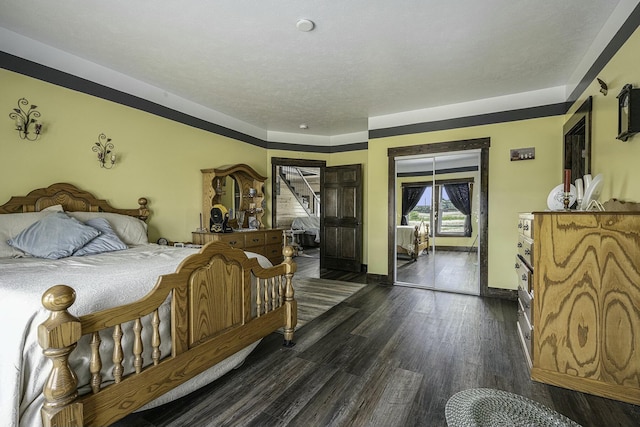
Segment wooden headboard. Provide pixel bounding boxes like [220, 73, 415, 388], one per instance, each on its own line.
[0, 183, 149, 221]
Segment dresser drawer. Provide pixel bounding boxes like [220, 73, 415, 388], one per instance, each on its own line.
[515, 255, 532, 294]
[518, 289, 533, 329]
[191, 232, 245, 249]
[517, 315, 533, 367]
[518, 214, 534, 239]
[216, 233, 245, 249]
[244, 232, 266, 248]
[264, 243, 284, 263]
[517, 234, 533, 267]
[264, 230, 283, 245]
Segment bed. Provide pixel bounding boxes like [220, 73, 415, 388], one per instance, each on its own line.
[396, 220, 430, 260]
[0, 183, 297, 427]
[290, 216, 320, 247]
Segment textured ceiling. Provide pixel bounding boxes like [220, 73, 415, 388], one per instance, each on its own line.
[0, 0, 626, 138]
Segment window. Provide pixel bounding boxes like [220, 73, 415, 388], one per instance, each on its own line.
[436, 185, 467, 236]
[406, 185, 432, 229]
[403, 178, 473, 237]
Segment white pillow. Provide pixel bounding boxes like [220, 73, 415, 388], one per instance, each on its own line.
[0, 212, 57, 258]
[67, 212, 148, 245]
[42, 204, 64, 212]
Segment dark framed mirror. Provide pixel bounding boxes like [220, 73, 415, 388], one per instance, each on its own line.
[563, 97, 592, 182]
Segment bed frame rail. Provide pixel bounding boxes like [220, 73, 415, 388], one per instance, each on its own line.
[38, 243, 296, 427]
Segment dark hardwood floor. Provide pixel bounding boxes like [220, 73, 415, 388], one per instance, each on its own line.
[396, 249, 479, 295]
[293, 247, 368, 283]
[116, 269, 640, 427]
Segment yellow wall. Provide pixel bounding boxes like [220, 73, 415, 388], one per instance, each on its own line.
[3, 24, 638, 288]
[567, 25, 640, 202]
[367, 116, 564, 289]
[366, 25, 640, 290]
[0, 69, 267, 243]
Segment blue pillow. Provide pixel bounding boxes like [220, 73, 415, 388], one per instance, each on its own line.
[74, 217, 128, 256]
[7, 212, 101, 259]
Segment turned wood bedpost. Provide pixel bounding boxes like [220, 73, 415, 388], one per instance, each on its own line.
[137, 197, 149, 221]
[282, 245, 297, 347]
[38, 285, 83, 427]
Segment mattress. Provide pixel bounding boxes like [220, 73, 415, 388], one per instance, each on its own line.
[0, 244, 270, 427]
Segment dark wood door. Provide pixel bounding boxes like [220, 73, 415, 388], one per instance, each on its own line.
[320, 164, 363, 272]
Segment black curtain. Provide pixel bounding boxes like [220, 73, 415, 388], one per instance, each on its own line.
[401, 186, 427, 225]
[443, 183, 472, 236]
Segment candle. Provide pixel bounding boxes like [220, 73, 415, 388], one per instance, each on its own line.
[199, 213, 203, 229]
[575, 178, 584, 202]
[564, 169, 571, 193]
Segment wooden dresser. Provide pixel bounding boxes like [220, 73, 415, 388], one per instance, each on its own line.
[521, 211, 640, 405]
[515, 213, 534, 368]
[192, 229, 284, 265]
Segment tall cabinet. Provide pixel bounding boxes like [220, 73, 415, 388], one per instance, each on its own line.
[517, 211, 640, 405]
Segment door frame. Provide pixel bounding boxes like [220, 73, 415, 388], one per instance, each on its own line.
[270, 156, 326, 229]
[388, 137, 506, 299]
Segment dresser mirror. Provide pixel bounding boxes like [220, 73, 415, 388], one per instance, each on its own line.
[201, 164, 267, 230]
[214, 176, 241, 219]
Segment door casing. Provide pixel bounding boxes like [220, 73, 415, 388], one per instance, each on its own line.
[387, 138, 511, 298]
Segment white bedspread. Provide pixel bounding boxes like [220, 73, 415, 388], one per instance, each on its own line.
[397, 225, 417, 254]
[291, 216, 320, 243]
[0, 244, 270, 427]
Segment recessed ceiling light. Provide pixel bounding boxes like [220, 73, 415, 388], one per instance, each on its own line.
[296, 19, 315, 32]
[299, 124, 309, 129]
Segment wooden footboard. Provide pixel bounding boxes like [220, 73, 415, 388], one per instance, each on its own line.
[397, 221, 430, 260]
[37, 242, 297, 427]
[413, 221, 430, 258]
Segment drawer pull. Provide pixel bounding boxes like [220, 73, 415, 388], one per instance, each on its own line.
[523, 224, 529, 231]
[518, 223, 523, 229]
[252, 238, 260, 242]
[517, 242, 522, 248]
[515, 262, 520, 269]
[521, 274, 527, 281]
[229, 240, 237, 245]
[524, 248, 531, 255]
[524, 332, 531, 340]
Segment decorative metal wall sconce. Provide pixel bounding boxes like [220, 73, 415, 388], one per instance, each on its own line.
[92, 133, 116, 169]
[9, 98, 42, 141]
[597, 78, 608, 96]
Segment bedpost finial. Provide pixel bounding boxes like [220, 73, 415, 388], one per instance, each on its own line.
[282, 245, 294, 258]
[41, 285, 76, 311]
[138, 197, 148, 208]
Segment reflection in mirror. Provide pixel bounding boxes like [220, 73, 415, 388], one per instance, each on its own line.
[216, 176, 243, 226]
[395, 152, 480, 295]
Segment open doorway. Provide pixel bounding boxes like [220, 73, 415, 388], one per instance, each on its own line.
[271, 158, 324, 278]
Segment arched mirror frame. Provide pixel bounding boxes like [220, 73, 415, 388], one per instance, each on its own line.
[201, 164, 267, 229]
